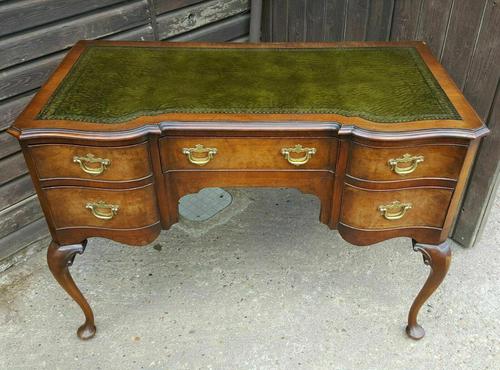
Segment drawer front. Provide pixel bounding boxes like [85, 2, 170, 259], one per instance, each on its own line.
[44, 183, 159, 229]
[340, 185, 453, 229]
[348, 142, 467, 181]
[29, 142, 151, 181]
[160, 137, 337, 170]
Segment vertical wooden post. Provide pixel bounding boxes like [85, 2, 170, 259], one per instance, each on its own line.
[249, 0, 263, 42]
[452, 83, 500, 247]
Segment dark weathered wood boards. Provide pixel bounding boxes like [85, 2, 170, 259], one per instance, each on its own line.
[156, 0, 249, 40]
[154, 0, 205, 14]
[389, 0, 423, 41]
[414, 0, 453, 59]
[0, 0, 127, 37]
[171, 13, 250, 41]
[439, 0, 486, 89]
[324, 0, 346, 40]
[454, 82, 500, 246]
[0, 175, 35, 212]
[262, 0, 499, 247]
[287, 0, 306, 41]
[365, 0, 394, 41]
[0, 1, 151, 71]
[160, 0, 250, 41]
[344, 0, 370, 40]
[306, 0, 326, 41]
[0, 0, 251, 262]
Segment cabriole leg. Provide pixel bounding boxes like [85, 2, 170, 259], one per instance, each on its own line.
[406, 240, 451, 340]
[47, 240, 96, 340]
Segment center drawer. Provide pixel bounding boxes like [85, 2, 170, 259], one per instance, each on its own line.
[159, 137, 337, 170]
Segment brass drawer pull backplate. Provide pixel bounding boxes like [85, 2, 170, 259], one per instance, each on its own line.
[182, 144, 218, 166]
[388, 153, 424, 175]
[378, 201, 412, 220]
[86, 201, 119, 220]
[73, 153, 111, 176]
[281, 144, 316, 166]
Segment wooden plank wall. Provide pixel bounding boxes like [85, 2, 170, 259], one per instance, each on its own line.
[262, 0, 499, 247]
[0, 0, 250, 263]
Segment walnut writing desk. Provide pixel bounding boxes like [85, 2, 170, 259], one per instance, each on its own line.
[8, 41, 488, 341]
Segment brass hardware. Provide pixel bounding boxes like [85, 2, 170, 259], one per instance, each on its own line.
[85, 201, 119, 220]
[182, 144, 218, 166]
[388, 153, 424, 175]
[73, 153, 111, 175]
[378, 201, 412, 220]
[281, 144, 317, 166]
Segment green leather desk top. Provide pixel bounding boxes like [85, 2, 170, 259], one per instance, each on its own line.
[37, 45, 460, 124]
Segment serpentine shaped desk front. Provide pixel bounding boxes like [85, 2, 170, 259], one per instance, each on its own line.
[8, 41, 488, 340]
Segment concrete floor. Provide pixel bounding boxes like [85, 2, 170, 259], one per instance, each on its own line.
[1, 188, 499, 369]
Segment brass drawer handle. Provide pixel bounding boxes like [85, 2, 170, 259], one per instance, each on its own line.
[378, 201, 412, 220]
[388, 153, 424, 175]
[281, 144, 316, 166]
[85, 201, 119, 220]
[182, 144, 217, 166]
[73, 153, 111, 176]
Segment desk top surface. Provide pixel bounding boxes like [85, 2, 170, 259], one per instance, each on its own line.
[10, 41, 486, 139]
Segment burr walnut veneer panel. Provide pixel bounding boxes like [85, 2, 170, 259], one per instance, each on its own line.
[160, 137, 337, 170]
[29, 141, 152, 181]
[341, 185, 453, 230]
[44, 183, 159, 230]
[347, 141, 467, 182]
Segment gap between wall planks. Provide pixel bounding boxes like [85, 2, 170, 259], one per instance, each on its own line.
[262, 0, 499, 247]
[0, 0, 251, 261]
